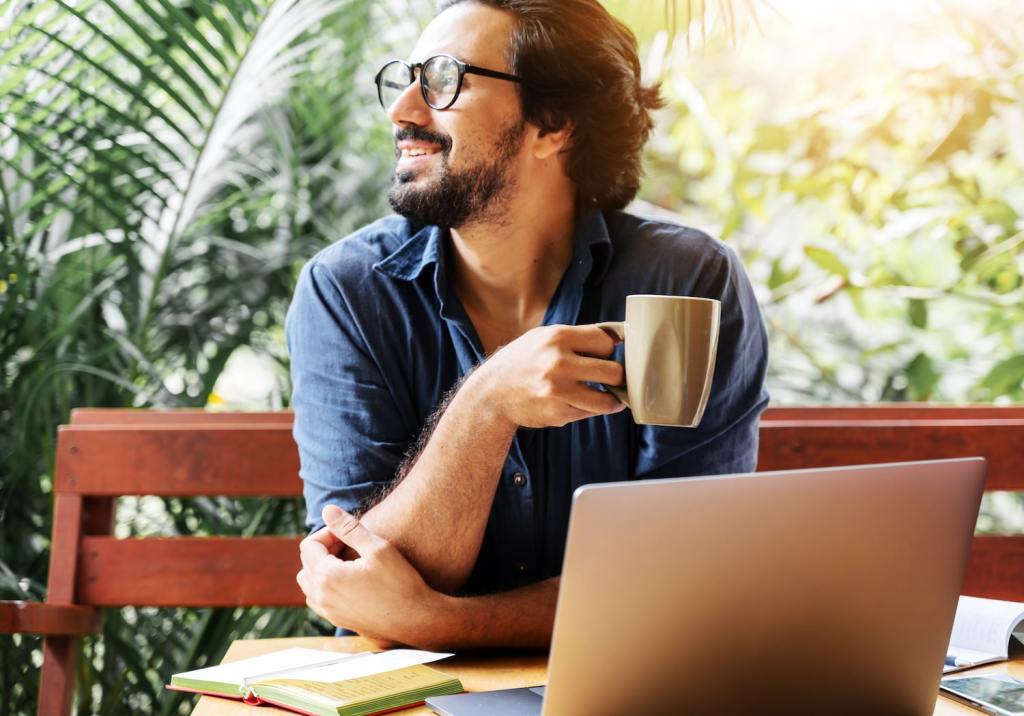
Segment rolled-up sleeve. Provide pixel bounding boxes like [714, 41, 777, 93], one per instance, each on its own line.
[286, 259, 411, 532]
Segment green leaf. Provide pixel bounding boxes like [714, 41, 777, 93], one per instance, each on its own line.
[804, 246, 850, 280]
[908, 299, 928, 329]
[1, 0, 393, 711]
[52, 0, 212, 126]
[720, 206, 742, 239]
[981, 356, 1024, 397]
[767, 258, 799, 291]
[906, 352, 939, 400]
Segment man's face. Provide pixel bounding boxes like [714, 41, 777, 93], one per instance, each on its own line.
[386, 2, 527, 229]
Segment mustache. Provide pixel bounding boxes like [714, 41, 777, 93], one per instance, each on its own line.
[393, 127, 453, 156]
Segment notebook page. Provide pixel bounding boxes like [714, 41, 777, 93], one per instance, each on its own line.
[948, 597, 1024, 658]
[175, 648, 347, 689]
[247, 649, 453, 686]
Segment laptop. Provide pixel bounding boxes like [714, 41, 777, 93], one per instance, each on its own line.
[426, 458, 986, 716]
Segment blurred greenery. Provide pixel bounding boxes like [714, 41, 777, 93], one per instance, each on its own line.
[0, 0, 427, 712]
[2, 0, 1023, 713]
[623, 0, 1024, 404]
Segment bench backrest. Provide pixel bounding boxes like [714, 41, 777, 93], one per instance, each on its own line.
[52, 411, 300, 610]
[52, 406, 1024, 609]
[18, 405, 1024, 715]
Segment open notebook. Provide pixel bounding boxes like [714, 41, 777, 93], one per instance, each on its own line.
[167, 647, 462, 716]
[945, 597, 1024, 673]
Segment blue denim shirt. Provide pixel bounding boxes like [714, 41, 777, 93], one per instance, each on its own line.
[286, 207, 769, 594]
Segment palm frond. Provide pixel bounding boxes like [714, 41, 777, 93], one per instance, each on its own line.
[1, 0, 415, 711]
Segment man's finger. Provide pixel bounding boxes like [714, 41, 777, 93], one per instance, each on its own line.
[307, 524, 343, 549]
[571, 355, 624, 387]
[322, 505, 387, 555]
[299, 534, 331, 561]
[561, 324, 619, 357]
[566, 383, 626, 416]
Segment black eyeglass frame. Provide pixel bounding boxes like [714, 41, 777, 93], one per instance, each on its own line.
[374, 53, 523, 111]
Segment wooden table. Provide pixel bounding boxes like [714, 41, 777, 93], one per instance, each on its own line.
[190, 637, 547, 715]
[190, 637, 1023, 715]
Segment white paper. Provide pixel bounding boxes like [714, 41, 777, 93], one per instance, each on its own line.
[948, 596, 1024, 659]
[247, 649, 455, 686]
[175, 647, 348, 689]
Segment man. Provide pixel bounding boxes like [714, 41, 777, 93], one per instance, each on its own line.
[287, 0, 768, 650]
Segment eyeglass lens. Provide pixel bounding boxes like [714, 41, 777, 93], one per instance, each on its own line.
[377, 56, 462, 110]
[422, 56, 460, 108]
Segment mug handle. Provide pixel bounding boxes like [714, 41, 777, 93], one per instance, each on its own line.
[594, 321, 630, 408]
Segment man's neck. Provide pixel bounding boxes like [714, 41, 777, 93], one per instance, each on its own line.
[449, 194, 577, 353]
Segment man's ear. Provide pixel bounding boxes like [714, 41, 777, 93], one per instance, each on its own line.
[531, 122, 573, 160]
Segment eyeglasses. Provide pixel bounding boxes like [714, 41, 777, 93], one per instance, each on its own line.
[374, 53, 522, 111]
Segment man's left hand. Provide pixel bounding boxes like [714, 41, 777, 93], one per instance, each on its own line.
[297, 504, 443, 647]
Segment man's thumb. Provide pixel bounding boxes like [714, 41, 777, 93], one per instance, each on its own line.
[322, 505, 380, 553]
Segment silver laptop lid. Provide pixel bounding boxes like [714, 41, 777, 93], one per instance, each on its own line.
[543, 458, 986, 716]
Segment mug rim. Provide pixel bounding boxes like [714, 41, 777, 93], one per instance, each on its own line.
[626, 294, 720, 304]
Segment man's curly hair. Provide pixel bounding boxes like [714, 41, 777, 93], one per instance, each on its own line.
[437, 0, 663, 210]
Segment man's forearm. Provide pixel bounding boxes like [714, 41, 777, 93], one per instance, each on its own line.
[405, 578, 559, 651]
[360, 368, 516, 593]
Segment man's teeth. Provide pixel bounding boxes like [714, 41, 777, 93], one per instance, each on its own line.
[403, 148, 438, 157]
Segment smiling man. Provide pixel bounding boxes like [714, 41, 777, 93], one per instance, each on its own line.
[287, 0, 769, 650]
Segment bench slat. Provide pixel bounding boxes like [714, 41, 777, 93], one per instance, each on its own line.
[0, 602, 99, 635]
[76, 537, 305, 607]
[763, 406, 1024, 421]
[70, 408, 293, 425]
[56, 419, 1024, 496]
[759, 423, 1024, 491]
[963, 536, 1024, 601]
[73, 406, 1024, 424]
[71, 534, 1024, 607]
[55, 426, 301, 496]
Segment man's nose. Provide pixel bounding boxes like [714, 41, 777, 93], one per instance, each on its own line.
[387, 79, 431, 127]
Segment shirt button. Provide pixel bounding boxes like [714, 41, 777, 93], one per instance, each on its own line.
[517, 562, 528, 573]
[512, 472, 527, 487]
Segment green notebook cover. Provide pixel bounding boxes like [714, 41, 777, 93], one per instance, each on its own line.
[251, 664, 464, 716]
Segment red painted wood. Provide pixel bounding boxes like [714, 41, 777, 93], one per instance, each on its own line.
[0, 602, 99, 635]
[76, 536, 305, 607]
[758, 423, 1024, 490]
[70, 408, 293, 425]
[39, 492, 86, 716]
[67, 405, 1024, 425]
[54, 425, 301, 497]
[963, 536, 1024, 601]
[72, 405, 1024, 425]
[763, 405, 1024, 421]
[39, 637, 77, 716]
[45, 495, 83, 605]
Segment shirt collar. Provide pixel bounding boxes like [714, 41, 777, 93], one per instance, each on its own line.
[373, 222, 444, 282]
[568, 205, 613, 287]
[372, 206, 614, 286]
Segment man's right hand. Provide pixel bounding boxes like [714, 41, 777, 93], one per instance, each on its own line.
[470, 324, 626, 429]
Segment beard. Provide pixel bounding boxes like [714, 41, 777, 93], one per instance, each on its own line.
[387, 119, 525, 229]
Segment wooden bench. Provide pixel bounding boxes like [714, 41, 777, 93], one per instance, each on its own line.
[2, 405, 1023, 714]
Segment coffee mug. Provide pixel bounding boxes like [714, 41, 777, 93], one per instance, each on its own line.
[595, 294, 720, 427]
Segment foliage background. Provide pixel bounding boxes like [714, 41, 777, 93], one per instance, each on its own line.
[626, 0, 1024, 407]
[2, 0, 1023, 713]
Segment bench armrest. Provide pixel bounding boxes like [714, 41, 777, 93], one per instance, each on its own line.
[0, 601, 101, 636]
